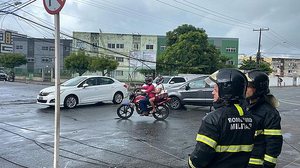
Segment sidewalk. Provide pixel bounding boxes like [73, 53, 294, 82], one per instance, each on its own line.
[14, 79, 53, 85]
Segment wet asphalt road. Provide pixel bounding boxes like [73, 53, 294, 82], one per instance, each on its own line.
[0, 81, 299, 168]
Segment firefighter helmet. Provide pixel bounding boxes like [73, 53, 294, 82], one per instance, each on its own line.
[206, 68, 248, 102]
[246, 70, 270, 97]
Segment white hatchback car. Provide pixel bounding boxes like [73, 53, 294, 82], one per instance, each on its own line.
[37, 76, 128, 108]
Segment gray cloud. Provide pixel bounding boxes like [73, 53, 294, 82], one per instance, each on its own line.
[1, 0, 299, 57]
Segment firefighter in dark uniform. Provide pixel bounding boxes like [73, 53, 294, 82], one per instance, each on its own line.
[246, 70, 283, 168]
[188, 68, 256, 168]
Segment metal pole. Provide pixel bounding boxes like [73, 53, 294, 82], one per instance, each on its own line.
[253, 28, 269, 67]
[257, 29, 262, 65]
[53, 13, 61, 168]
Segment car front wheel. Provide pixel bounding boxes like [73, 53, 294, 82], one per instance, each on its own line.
[169, 96, 182, 110]
[113, 92, 123, 104]
[64, 95, 78, 109]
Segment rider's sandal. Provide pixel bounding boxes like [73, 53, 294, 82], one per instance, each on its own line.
[150, 110, 156, 114]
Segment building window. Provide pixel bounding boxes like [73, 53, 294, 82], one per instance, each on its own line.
[146, 44, 154, 50]
[116, 70, 123, 76]
[76, 41, 84, 49]
[16, 45, 23, 49]
[108, 43, 116, 49]
[42, 46, 48, 50]
[116, 57, 124, 62]
[227, 60, 234, 65]
[49, 46, 55, 51]
[226, 47, 236, 52]
[27, 58, 34, 62]
[64, 46, 70, 51]
[133, 43, 139, 50]
[41, 57, 51, 63]
[160, 46, 166, 50]
[116, 44, 124, 49]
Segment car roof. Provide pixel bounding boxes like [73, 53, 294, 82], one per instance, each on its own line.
[81, 75, 113, 78]
[180, 75, 209, 85]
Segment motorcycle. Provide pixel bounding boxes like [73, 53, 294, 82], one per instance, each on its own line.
[117, 90, 170, 120]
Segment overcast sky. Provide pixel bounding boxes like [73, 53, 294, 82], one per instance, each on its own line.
[1, 0, 300, 58]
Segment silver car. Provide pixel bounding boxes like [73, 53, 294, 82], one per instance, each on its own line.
[167, 76, 213, 110]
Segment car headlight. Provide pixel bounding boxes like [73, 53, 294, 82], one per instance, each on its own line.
[39, 92, 51, 96]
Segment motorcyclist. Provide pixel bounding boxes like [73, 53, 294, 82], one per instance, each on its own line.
[245, 70, 283, 168]
[149, 76, 165, 113]
[188, 68, 256, 168]
[139, 76, 155, 116]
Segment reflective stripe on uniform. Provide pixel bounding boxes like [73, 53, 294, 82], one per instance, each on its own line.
[255, 130, 264, 136]
[263, 129, 282, 136]
[264, 154, 277, 164]
[188, 157, 196, 168]
[215, 144, 253, 152]
[234, 104, 244, 116]
[249, 158, 264, 165]
[196, 134, 217, 149]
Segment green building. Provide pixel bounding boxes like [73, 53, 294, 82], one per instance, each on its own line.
[208, 37, 239, 66]
[157, 36, 239, 67]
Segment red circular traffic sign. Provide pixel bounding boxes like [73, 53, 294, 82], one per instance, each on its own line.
[43, 0, 66, 15]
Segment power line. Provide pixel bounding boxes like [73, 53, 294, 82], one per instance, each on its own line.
[174, 0, 256, 28]
[0, 10, 179, 70]
[153, 0, 250, 29]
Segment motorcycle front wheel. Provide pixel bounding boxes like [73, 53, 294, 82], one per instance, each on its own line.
[117, 104, 134, 119]
[153, 104, 169, 121]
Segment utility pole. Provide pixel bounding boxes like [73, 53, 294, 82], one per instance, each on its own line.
[253, 28, 269, 66]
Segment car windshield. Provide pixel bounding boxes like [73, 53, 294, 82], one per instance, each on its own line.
[154, 77, 171, 84]
[162, 77, 171, 84]
[61, 76, 88, 86]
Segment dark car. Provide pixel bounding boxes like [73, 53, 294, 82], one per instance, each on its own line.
[0, 70, 8, 81]
[167, 76, 213, 110]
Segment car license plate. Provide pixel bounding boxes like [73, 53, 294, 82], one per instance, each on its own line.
[38, 96, 43, 100]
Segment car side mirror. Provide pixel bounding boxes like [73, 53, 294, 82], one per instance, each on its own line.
[185, 84, 190, 90]
[169, 81, 175, 84]
[83, 83, 88, 88]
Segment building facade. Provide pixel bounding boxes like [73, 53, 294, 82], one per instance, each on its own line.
[13, 37, 72, 73]
[208, 37, 239, 66]
[238, 54, 300, 77]
[272, 57, 300, 77]
[73, 32, 158, 81]
[73, 32, 239, 81]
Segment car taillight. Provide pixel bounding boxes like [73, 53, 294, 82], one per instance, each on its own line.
[124, 84, 129, 89]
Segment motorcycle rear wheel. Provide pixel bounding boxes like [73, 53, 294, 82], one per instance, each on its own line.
[153, 105, 169, 121]
[117, 104, 134, 119]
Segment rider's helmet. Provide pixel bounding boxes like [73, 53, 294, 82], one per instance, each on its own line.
[206, 68, 248, 102]
[246, 70, 270, 98]
[155, 76, 164, 84]
[145, 76, 153, 85]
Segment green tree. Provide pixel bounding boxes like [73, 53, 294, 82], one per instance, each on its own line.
[0, 53, 27, 70]
[240, 59, 273, 74]
[64, 51, 90, 76]
[89, 56, 119, 75]
[158, 24, 229, 74]
[137, 68, 155, 78]
[166, 24, 204, 46]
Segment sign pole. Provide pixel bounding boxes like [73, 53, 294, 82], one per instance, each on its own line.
[43, 0, 65, 167]
[54, 13, 61, 168]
